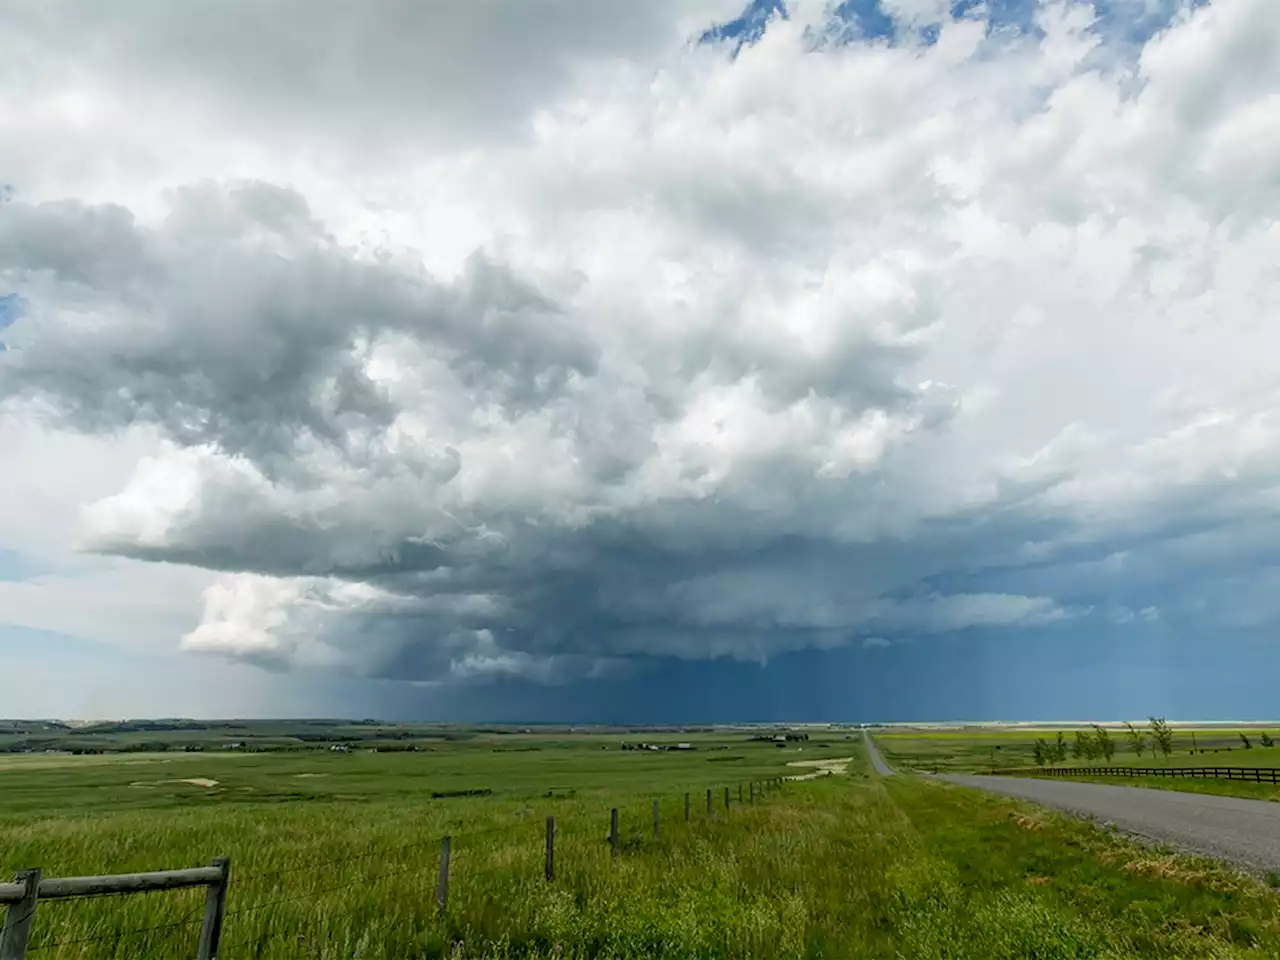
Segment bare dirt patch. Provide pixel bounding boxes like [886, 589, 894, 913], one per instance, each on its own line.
[1011, 811, 1048, 831]
[784, 757, 853, 781]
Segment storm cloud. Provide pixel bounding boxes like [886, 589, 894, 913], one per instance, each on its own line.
[3, 0, 1280, 689]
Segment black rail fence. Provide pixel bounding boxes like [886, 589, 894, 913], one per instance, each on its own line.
[995, 765, 1280, 784]
[1, 776, 788, 960]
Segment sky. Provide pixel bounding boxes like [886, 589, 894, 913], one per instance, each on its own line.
[2, 0, 1279, 723]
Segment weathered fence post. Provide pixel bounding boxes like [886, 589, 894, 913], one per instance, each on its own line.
[652, 800, 660, 841]
[545, 817, 556, 882]
[196, 857, 230, 960]
[0, 868, 41, 960]
[724, 786, 730, 813]
[750, 782, 756, 804]
[436, 836, 451, 915]
[738, 783, 743, 804]
[611, 808, 620, 859]
[706, 788, 712, 816]
[684, 792, 691, 822]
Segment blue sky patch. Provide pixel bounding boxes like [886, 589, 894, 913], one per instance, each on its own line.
[700, 0, 1209, 54]
[0, 293, 26, 332]
[0, 549, 38, 582]
[0, 292, 26, 353]
[699, 0, 788, 53]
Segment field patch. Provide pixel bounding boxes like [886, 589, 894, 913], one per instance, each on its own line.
[784, 756, 853, 780]
[129, 777, 220, 789]
[9, 733, 1280, 957]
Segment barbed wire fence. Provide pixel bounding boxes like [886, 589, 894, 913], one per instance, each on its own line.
[2, 776, 792, 959]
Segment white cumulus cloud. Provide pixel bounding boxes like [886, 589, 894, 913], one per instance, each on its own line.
[2, 0, 1280, 686]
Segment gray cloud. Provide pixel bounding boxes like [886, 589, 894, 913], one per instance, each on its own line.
[4, 0, 1280, 688]
[2, 0, 732, 153]
[0, 180, 978, 679]
[0, 183, 602, 479]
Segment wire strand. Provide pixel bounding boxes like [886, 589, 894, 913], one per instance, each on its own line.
[28, 913, 205, 951]
[21, 779, 786, 956]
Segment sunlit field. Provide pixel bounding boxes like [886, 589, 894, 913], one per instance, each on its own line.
[7, 729, 1280, 958]
[875, 725, 1280, 773]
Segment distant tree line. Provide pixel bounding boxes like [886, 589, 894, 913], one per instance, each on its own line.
[1033, 718, 1172, 768]
[1029, 718, 1280, 768]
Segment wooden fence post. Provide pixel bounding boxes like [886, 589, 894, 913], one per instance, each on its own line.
[724, 786, 730, 813]
[706, 788, 712, 816]
[750, 782, 756, 804]
[0, 868, 41, 960]
[196, 857, 230, 960]
[738, 783, 743, 804]
[684, 792, 691, 822]
[546, 817, 556, 883]
[652, 800, 660, 841]
[436, 836, 451, 915]
[611, 808, 620, 859]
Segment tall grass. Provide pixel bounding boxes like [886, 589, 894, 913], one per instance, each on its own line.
[8, 772, 1280, 958]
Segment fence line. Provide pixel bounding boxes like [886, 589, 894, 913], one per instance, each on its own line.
[996, 765, 1280, 784]
[2, 777, 789, 960]
[0, 860, 229, 960]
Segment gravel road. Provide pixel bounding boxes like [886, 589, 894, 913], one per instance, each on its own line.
[862, 730, 895, 777]
[861, 731, 1280, 874]
[940, 773, 1280, 874]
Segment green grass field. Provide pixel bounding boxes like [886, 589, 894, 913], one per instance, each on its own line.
[7, 728, 1280, 958]
[876, 726, 1280, 774]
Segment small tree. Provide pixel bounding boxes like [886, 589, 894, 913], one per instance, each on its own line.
[1054, 731, 1068, 764]
[1148, 716, 1174, 760]
[1033, 738, 1048, 767]
[1092, 724, 1115, 763]
[1262, 732, 1274, 748]
[1072, 730, 1088, 760]
[1124, 721, 1146, 758]
[1086, 731, 1101, 761]
[1241, 733, 1253, 750]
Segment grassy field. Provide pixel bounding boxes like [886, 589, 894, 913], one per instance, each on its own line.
[7, 728, 1280, 957]
[875, 726, 1280, 775]
[0, 730, 843, 817]
[874, 726, 1280, 804]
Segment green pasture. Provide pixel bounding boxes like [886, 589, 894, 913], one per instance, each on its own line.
[0, 732, 853, 819]
[8, 728, 1280, 957]
[875, 726, 1280, 775]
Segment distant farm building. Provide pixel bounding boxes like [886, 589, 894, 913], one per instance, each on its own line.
[620, 741, 696, 752]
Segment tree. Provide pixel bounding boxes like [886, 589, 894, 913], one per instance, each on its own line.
[1033, 738, 1049, 767]
[1092, 724, 1115, 763]
[1148, 716, 1174, 760]
[1054, 731, 1068, 764]
[1124, 721, 1146, 758]
[1240, 733, 1253, 750]
[1262, 732, 1274, 748]
[1072, 730, 1087, 760]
